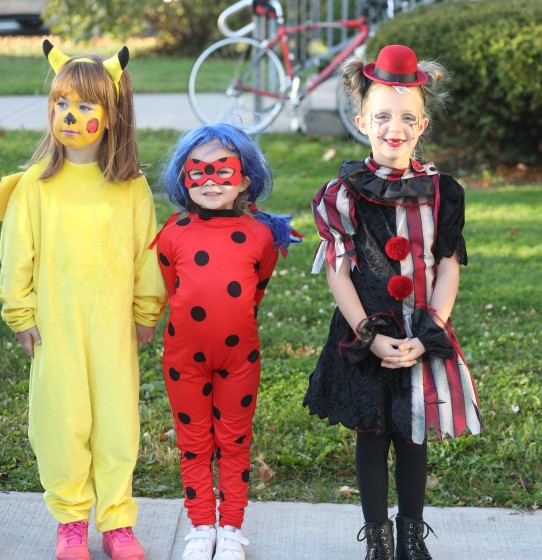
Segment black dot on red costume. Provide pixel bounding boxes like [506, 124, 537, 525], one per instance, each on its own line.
[194, 352, 206, 362]
[185, 487, 197, 499]
[257, 278, 270, 290]
[227, 281, 242, 298]
[169, 367, 181, 381]
[219, 491, 225, 501]
[247, 349, 259, 363]
[210, 425, 215, 435]
[178, 412, 191, 424]
[254, 261, 260, 271]
[216, 447, 222, 460]
[234, 435, 246, 444]
[191, 306, 207, 321]
[175, 276, 180, 289]
[168, 322, 175, 336]
[185, 451, 197, 460]
[241, 394, 253, 407]
[225, 335, 240, 347]
[231, 231, 246, 244]
[176, 217, 191, 226]
[241, 470, 250, 483]
[213, 406, 221, 420]
[202, 382, 212, 396]
[217, 369, 229, 378]
[204, 163, 215, 174]
[159, 253, 170, 266]
[194, 250, 210, 266]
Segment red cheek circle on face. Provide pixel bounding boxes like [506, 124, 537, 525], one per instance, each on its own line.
[86, 118, 99, 134]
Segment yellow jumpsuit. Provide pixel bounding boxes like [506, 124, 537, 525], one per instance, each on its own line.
[0, 159, 166, 531]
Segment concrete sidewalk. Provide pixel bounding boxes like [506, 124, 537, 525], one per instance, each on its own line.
[0, 82, 338, 134]
[0, 491, 540, 559]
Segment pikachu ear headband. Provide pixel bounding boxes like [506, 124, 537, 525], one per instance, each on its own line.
[43, 39, 129, 103]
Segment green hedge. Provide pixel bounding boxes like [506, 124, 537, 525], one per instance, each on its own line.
[366, 0, 542, 165]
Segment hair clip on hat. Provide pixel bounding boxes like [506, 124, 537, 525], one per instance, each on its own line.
[363, 44, 428, 87]
[43, 39, 129, 102]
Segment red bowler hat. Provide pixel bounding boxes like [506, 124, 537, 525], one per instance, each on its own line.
[363, 44, 428, 87]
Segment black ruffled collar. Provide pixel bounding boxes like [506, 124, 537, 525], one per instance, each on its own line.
[340, 157, 439, 203]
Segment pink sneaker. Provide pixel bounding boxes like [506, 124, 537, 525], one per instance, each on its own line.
[56, 521, 90, 560]
[102, 527, 145, 560]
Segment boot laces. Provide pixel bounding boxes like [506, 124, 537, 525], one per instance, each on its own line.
[408, 520, 436, 560]
[357, 523, 393, 560]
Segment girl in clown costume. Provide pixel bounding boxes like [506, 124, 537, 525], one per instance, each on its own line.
[304, 45, 484, 559]
[154, 123, 300, 560]
[0, 41, 166, 560]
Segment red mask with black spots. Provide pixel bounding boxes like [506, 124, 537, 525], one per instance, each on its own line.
[185, 157, 243, 188]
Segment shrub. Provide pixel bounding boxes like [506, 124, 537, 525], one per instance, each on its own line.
[366, 0, 542, 165]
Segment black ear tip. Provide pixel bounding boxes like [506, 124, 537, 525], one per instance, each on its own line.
[43, 39, 53, 58]
[119, 46, 129, 70]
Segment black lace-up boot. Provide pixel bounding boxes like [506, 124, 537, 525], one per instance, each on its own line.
[357, 519, 394, 560]
[395, 516, 436, 560]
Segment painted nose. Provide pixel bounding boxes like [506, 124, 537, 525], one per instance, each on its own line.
[64, 112, 77, 125]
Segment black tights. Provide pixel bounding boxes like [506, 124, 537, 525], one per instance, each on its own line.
[356, 431, 427, 524]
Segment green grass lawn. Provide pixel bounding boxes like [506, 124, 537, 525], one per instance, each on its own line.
[0, 37, 222, 95]
[0, 130, 541, 511]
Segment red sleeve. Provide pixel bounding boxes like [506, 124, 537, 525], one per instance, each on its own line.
[156, 230, 177, 299]
[254, 233, 279, 306]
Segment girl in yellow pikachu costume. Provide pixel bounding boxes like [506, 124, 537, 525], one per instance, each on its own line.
[0, 41, 166, 560]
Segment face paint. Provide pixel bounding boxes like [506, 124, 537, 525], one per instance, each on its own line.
[86, 118, 100, 134]
[184, 157, 243, 188]
[52, 90, 107, 150]
[370, 112, 420, 139]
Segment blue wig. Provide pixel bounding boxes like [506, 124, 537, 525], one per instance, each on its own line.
[163, 123, 300, 251]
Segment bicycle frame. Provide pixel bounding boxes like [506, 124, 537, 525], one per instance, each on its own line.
[255, 17, 369, 102]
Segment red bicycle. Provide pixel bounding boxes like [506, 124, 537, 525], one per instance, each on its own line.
[188, 0, 370, 142]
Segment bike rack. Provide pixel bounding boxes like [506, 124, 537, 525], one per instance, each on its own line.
[217, 0, 254, 38]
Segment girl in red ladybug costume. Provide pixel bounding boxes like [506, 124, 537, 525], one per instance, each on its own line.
[304, 45, 484, 560]
[154, 123, 300, 560]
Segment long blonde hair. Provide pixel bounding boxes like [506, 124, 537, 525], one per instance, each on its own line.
[29, 54, 141, 182]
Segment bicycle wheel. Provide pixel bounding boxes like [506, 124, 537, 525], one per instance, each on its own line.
[188, 37, 287, 134]
[336, 83, 371, 146]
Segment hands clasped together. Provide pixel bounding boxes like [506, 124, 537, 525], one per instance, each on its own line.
[369, 334, 426, 370]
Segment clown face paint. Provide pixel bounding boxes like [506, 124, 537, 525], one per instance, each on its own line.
[52, 90, 107, 163]
[186, 143, 249, 211]
[355, 84, 428, 169]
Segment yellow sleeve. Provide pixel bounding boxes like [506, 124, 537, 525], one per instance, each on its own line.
[0, 193, 37, 332]
[132, 177, 167, 326]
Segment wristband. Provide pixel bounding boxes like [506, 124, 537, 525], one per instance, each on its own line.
[414, 310, 455, 359]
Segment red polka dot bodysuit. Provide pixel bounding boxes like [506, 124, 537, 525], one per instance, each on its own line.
[156, 210, 279, 528]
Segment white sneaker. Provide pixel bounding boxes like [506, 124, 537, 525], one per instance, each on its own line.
[182, 525, 216, 560]
[214, 526, 249, 560]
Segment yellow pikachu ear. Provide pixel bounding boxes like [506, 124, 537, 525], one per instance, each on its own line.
[43, 39, 70, 74]
[102, 47, 129, 102]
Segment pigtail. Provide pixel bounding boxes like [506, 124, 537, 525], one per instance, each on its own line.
[419, 60, 449, 108]
[340, 55, 369, 100]
[251, 208, 301, 253]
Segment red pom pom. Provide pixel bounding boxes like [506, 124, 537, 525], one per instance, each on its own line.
[385, 236, 410, 261]
[388, 275, 413, 300]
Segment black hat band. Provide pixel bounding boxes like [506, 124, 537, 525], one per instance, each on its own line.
[374, 67, 418, 84]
